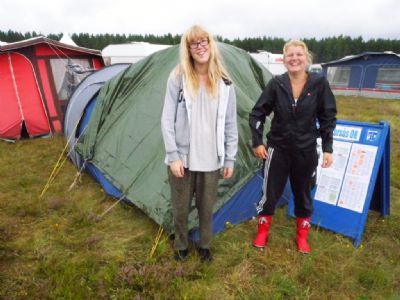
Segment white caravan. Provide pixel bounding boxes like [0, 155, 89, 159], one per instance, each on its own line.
[250, 51, 286, 75]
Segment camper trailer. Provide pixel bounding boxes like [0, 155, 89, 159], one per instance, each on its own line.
[250, 51, 286, 75]
[322, 52, 400, 99]
[0, 36, 103, 139]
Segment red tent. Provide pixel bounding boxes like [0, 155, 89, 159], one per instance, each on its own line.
[0, 37, 103, 139]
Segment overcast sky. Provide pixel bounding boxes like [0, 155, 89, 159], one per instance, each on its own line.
[1, 0, 399, 41]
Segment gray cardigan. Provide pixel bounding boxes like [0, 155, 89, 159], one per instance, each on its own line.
[161, 72, 238, 169]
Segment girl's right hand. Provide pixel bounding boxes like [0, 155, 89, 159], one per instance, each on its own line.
[170, 160, 185, 178]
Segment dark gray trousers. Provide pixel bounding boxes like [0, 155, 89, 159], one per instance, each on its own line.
[168, 168, 220, 250]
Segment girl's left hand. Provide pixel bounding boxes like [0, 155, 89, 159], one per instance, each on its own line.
[223, 167, 234, 179]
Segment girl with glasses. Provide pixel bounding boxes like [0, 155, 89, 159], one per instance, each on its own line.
[161, 25, 238, 262]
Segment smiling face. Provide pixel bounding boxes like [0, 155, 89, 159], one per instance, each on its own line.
[283, 45, 309, 75]
[189, 37, 210, 66]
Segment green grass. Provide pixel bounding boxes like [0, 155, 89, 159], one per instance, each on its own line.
[0, 96, 399, 299]
[336, 96, 400, 189]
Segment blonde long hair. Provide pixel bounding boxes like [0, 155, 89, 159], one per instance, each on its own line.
[177, 25, 231, 99]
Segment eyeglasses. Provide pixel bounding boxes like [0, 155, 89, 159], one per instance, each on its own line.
[189, 39, 209, 50]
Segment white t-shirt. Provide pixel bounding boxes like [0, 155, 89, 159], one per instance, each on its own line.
[188, 86, 220, 172]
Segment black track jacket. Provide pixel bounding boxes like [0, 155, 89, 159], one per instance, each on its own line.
[249, 72, 337, 153]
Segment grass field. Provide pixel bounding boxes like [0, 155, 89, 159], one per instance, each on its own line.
[0, 96, 399, 299]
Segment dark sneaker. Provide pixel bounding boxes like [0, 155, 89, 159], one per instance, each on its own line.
[174, 249, 189, 261]
[197, 248, 212, 263]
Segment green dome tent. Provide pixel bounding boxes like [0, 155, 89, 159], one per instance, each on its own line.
[75, 43, 277, 235]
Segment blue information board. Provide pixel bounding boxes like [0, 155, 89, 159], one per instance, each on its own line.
[288, 120, 390, 246]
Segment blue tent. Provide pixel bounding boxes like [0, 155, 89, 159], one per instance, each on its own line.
[322, 52, 400, 99]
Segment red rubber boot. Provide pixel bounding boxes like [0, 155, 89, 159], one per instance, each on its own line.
[252, 215, 272, 248]
[296, 217, 311, 254]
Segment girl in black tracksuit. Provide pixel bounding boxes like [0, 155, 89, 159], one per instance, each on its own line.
[249, 40, 337, 253]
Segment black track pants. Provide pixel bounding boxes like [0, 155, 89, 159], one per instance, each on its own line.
[256, 147, 318, 217]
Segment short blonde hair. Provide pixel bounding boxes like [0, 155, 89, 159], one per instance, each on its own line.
[283, 39, 313, 65]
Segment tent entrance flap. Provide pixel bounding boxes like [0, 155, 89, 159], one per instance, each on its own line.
[0, 52, 51, 139]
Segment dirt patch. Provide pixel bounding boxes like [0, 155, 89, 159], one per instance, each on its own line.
[46, 197, 67, 210]
[86, 235, 102, 249]
[0, 223, 16, 242]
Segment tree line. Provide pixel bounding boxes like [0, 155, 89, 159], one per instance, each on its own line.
[1, 29, 400, 63]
